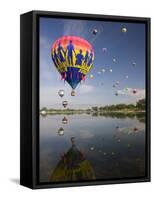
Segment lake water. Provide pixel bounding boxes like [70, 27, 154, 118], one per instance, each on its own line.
[39, 114, 146, 183]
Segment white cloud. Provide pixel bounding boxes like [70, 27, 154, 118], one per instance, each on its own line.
[63, 20, 86, 36]
[40, 36, 51, 50]
[117, 88, 145, 99]
[78, 84, 94, 94]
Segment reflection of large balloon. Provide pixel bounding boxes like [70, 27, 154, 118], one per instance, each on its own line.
[51, 36, 94, 95]
[50, 137, 96, 182]
[62, 101, 68, 108]
[58, 89, 64, 98]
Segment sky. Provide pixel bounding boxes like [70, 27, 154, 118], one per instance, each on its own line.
[39, 17, 146, 109]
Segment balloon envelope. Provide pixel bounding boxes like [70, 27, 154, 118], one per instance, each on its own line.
[92, 29, 98, 35]
[121, 27, 127, 32]
[58, 89, 64, 98]
[62, 101, 68, 108]
[51, 36, 94, 90]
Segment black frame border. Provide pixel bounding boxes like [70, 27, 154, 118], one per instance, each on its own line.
[31, 11, 151, 189]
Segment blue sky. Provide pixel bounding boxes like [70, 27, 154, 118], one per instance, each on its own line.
[39, 17, 145, 109]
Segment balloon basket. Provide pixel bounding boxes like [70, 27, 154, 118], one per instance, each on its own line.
[71, 90, 76, 96]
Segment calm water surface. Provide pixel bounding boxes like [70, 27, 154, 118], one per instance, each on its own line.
[39, 114, 145, 183]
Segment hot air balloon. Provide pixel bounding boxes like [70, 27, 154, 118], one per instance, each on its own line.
[116, 81, 120, 85]
[121, 27, 127, 33]
[109, 68, 113, 73]
[113, 58, 116, 63]
[90, 74, 94, 79]
[115, 91, 119, 96]
[102, 48, 107, 52]
[132, 89, 137, 94]
[125, 87, 129, 91]
[92, 28, 98, 35]
[58, 89, 64, 98]
[101, 69, 106, 73]
[51, 36, 94, 96]
[90, 147, 95, 151]
[62, 101, 68, 108]
[132, 62, 136, 67]
[40, 107, 47, 116]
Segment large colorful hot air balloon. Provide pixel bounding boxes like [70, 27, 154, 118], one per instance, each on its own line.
[51, 36, 94, 96]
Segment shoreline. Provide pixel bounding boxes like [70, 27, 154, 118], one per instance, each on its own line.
[40, 109, 145, 115]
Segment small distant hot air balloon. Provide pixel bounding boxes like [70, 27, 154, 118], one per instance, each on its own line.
[92, 28, 98, 35]
[132, 89, 137, 94]
[102, 48, 107, 52]
[109, 68, 113, 73]
[90, 74, 94, 79]
[101, 69, 106, 73]
[116, 81, 120, 85]
[62, 101, 68, 108]
[40, 108, 47, 116]
[132, 62, 136, 67]
[58, 127, 64, 136]
[58, 89, 65, 98]
[62, 117, 68, 124]
[134, 127, 139, 132]
[125, 75, 129, 79]
[115, 91, 119, 96]
[90, 147, 95, 151]
[113, 58, 116, 63]
[51, 36, 94, 96]
[125, 87, 129, 91]
[121, 27, 127, 33]
[97, 71, 101, 75]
